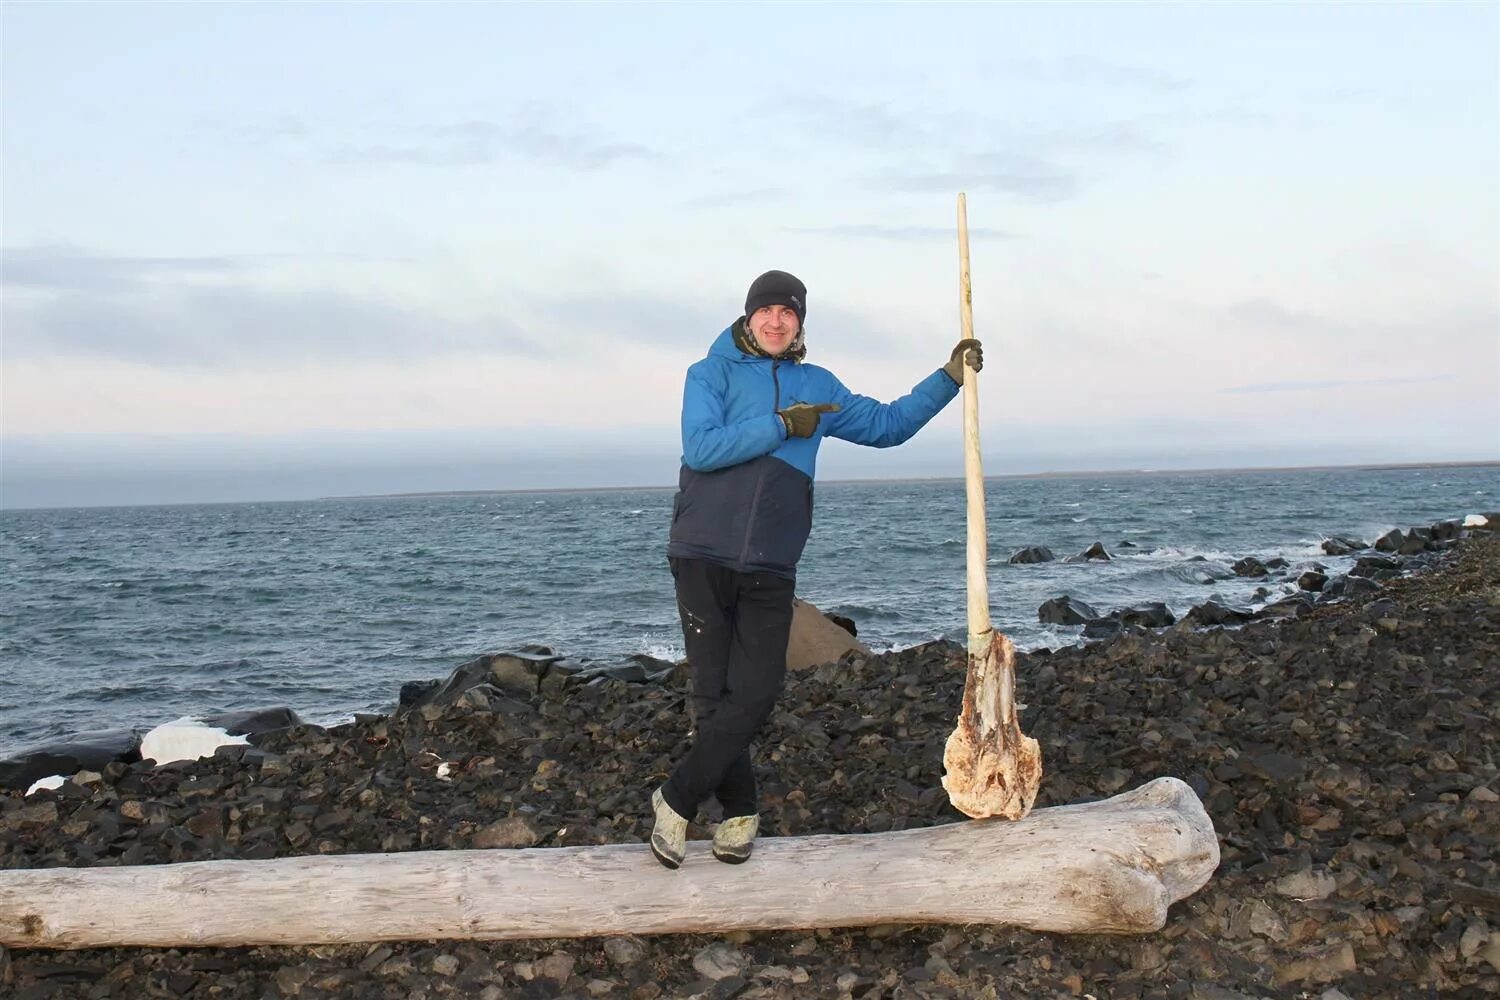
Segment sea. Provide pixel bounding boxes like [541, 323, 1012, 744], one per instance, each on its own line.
[2, 463, 1495, 756]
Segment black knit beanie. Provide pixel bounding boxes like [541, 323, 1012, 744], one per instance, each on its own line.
[744, 270, 807, 326]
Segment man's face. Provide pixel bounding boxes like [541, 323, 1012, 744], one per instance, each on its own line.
[748, 304, 800, 357]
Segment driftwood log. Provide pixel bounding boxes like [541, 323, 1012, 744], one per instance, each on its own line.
[1, 777, 1218, 950]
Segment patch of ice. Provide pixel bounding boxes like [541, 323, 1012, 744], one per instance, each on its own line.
[26, 774, 65, 797]
[140, 716, 250, 765]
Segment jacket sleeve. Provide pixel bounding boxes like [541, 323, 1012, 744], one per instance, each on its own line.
[823, 368, 960, 449]
[681, 362, 787, 472]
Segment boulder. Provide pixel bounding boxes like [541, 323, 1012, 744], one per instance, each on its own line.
[1256, 594, 1314, 620]
[1232, 557, 1268, 578]
[1430, 519, 1464, 541]
[788, 598, 869, 670]
[400, 650, 567, 712]
[1320, 536, 1366, 556]
[1078, 542, 1112, 562]
[1081, 618, 1123, 639]
[1063, 542, 1111, 563]
[1113, 603, 1176, 629]
[1008, 546, 1055, 564]
[1038, 596, 1099, 626]
[1342, 575, 1383, 598]
[1185, 601, 1255, 627]
[1349, 555, 1400, 579]
[1397, 531, 1429, 556]
[1373, 529, 1406, 553]
[203, 708, 304, 739]
[0, 729, 144, 792]
[1264, 557, 1289, 571]
[1297, 570, 1328, 592]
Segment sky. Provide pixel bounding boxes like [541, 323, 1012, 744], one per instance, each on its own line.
[3, 2, 1497, 509]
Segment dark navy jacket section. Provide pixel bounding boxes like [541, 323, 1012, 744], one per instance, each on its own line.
[667, 325, 959, 576]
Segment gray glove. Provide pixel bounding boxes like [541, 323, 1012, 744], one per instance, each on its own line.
[778, 402, 840, 438]
[943, 338, 984, 385]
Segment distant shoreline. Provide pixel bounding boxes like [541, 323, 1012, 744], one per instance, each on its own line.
[320, 459, 1500, 502]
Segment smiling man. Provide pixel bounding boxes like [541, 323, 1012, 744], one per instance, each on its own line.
[649, 269, 982, 869]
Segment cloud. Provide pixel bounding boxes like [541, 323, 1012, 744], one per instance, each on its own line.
[324, 109, 657, 170]
[1220, 375, 1458, 394]
[1056, 56, 1192, 94]
[784, 223, 1017, 241]
[4, 245, 245, 293]
[683, 188, 786, 209]
[3, 249, 547, 368]
[2, 245, 409, 295]
[880, 150, 1079, 202]
[768, 96, 929, 150]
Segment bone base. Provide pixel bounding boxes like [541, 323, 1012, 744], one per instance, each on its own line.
[1, 778, 1219, 950]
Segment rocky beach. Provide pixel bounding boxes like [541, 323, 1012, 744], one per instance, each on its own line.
[2, 522, 1497, 999]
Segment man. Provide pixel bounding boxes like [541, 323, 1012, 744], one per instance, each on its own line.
[651, 269, 981, 869]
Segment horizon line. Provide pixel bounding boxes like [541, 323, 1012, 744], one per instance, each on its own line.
[10, 456, 1495, 513]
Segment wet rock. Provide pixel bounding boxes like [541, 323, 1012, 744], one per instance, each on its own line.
[1064, 542, 1112, 563]
[1112, 602, 1175, 628]
[1321, 536, 1366, 555]
[1298, 570, 1328, 592]
[1038, 596, 1098, 626]
[1008, 546, 1055, 564]
[0, 729, 144, 792]
[1232, 557, 1268, 578]
[1186, 601, 1255, 627]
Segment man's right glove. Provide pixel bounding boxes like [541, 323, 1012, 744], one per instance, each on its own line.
[778, 402, 840, 438]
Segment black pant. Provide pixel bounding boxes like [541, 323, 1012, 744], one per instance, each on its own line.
[661, 557, 795, 820]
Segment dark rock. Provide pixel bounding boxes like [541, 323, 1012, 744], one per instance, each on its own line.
[1431, 519, 1464, 541]
[824, 613, 858, 638]
[1076, 542, 1112, 562]
[1007, 545, 1055, 564]
[1398, 531, 1430, 556]
[1038, 596, 1099, 626]
[1232, 557, 1268, 578]
[399, 651, 563, 711]
[1342, 575, 1383, 597]
[1117, 540, 1138, 548]
[398, 679, 441, 707]
[203, 707, 302, 737]
[1350, 555, 1400, 578]
[1112, 602, 1176, 628]
[1256, 594, 1313, 620]
[1374, 528, 1406, 552]
[1298, 570, 1328, 592]
[0, 729, 144, 791]
[1263, 557, 1289, 570]
[1186, 601, 1255, 627]
[1321, 536, 1367, 555]
[1082, 618, 1123, 639]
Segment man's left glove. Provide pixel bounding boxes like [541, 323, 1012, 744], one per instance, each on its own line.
[943, 338, 984, 386]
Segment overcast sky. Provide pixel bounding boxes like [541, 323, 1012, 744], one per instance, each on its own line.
[3, 2, 1497, 509]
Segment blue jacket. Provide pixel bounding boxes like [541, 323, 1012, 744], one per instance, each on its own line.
[667, 324, 960, 577]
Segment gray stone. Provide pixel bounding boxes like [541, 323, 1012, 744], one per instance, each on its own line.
[693, 942, 748, 981]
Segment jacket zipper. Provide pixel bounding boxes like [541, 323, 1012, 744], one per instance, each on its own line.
[741, 359, 780, 568]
